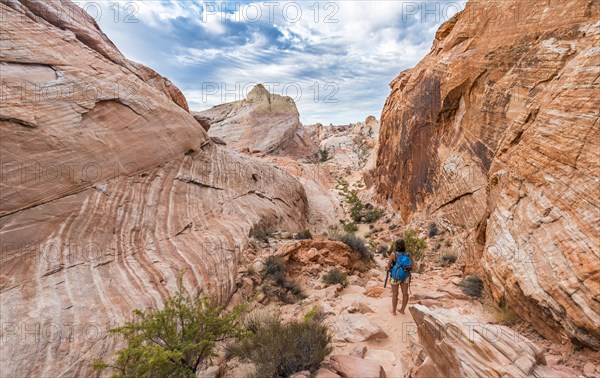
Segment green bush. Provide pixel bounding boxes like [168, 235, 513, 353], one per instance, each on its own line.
[403, 229, 426, 261]
[322, 268, 348, 287]
[231, 314, 331, 377]
[94, 288, 243, 377]
[428, 222, 439, 238]
[343, 223, 358, 233]
[319, 148, 331, 162]
[303, 305, 325, 323]
[362, 205, 384, 223]
[294, 229, 313, 240]
[340, 234, 372, 261]
[460, 275, 484, 298]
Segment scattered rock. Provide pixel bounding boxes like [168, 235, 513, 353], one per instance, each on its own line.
[365, 349, 397, 366]
[289, 370, 311, 378]
[330, 355, 386, 378]
[330, 314, 388, 342]
[583, 363, 597, 377]
[196, 365, 220, 378]
[436, 286, 471, 300]
[365, 287, 385, 298]
[315, 368, 342, 378]
[350, 344, 368, 359]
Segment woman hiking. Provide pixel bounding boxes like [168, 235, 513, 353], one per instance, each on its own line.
[387, 239, 413, 315]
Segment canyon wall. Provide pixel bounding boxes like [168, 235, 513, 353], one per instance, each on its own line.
[0, 1, 308, 376]
[369, 0, 599, 349]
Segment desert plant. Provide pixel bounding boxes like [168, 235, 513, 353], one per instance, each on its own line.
[319, 148, 331, 162]
[231, 315, 331, 377]
[343, 222, 358, 233]
[403, 229, 427, 261]
[340, 233, 372, 261]
[94, 286, 243, 377]
[264, 255, 286, 286]
[250, 226, 273, 242]
[460, 275, 484, 298]
[362, 206, 384, 223]
[440, 252, 458, 266]
[294, 229, 313, 240]
[303, 305, 325, 323]
[322, 268, 348, 287]
[428, 222, 439, 238]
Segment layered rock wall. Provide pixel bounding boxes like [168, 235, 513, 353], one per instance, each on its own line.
[369, 0, 600, 348]
[0, 1, 308, 376]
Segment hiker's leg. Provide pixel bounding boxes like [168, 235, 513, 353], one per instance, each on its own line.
[391, 284, 399, 314]
[399, 282, 409, 313]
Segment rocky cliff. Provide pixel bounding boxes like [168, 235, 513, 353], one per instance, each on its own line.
[0, 1, 308, 376]
[368, 0, 599, 349]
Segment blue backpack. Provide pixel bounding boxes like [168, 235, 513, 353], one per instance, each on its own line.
[391, 252, 412, 281]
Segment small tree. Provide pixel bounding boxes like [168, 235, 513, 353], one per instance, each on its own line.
[403, 229, 427, 261]
[94, 288, 243, 377]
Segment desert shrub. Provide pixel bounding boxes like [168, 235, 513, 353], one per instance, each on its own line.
[250, 226, 274, 242]
[343, 223, 358, 233]
[327, 226, 344, 241]
[322, 268, 348, 287]
[340, 233, 372, 261]
[319, 148, 331, 162]
[303, 305, 326, 323]
[231, 315, 331, 378]
[242, 309, 279, 335]
[264, 256, 286, 285]
[94, 288, 243, 377]
[294, 229, 313, 240]
[403, 229, 427, 261]
[389, 224, 398, 231]
[460, 275, 484, 298]
[262, 256, 304, 302]
[428, 222, 439, 238]
[362, 207, 384, 223]
[440, 252, 458, 266]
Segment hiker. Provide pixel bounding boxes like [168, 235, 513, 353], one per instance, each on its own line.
[387, 239, 413, 315]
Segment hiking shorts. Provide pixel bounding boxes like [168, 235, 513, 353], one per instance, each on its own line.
[390, 276, 410, 285]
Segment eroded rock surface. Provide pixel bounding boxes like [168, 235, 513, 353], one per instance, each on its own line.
[368, 0, 600, 348]
[0, 1, 308, 376]
[195, 84, 302, 154]
[409, 304, 572, 378]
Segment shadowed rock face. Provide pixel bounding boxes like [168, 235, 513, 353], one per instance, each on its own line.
[194, 84, 302, 154]
[368, 1, 599, 348]
[0, 1, 308, 376]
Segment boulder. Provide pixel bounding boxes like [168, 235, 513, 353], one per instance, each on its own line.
[409, 304, 571, 377]
[330, 355, 386, 378]
[330, 314, 388, 342]
[196, 84, 302, 155]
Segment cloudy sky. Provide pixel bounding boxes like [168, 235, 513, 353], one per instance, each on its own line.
[95, 1, 465, 124]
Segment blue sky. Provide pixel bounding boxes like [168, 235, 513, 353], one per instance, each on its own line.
[95, 1, 465, 124]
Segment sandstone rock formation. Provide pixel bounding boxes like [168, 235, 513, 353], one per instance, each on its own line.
[368, 0, 600, 348]
[330, 355, 386, 378]
[0, 1, 308, 376]
[194, 84, 305, 154]
[408, 304, 574, 377]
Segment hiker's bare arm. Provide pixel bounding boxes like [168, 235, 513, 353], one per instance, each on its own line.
[387, 253, 395, 271]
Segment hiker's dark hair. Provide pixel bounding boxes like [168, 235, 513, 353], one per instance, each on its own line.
[395, 239, 406, 252]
